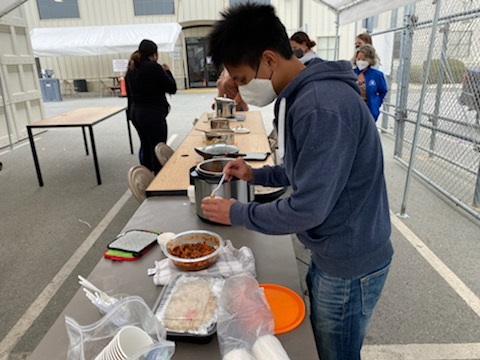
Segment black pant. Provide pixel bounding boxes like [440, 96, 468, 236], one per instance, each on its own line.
[130, 104, 168, 174]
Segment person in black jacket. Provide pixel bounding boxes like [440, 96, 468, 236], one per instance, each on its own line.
[126, 39, 177, 174]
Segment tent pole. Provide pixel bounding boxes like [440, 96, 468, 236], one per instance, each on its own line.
[0, 0, 29, 17]
[334, 12, 340, 60]
[96, 55, 102, 98]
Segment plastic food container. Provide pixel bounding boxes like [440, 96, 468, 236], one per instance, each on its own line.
[161, 230, 224, 271]
[153, 274, 225, 343]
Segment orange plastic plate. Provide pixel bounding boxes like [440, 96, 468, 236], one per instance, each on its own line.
[260, 283, 306, 334]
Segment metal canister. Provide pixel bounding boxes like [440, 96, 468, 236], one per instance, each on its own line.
[210, 117, 230, 130]
[215, 97, 236, 118]
[204, 129, 235, 145]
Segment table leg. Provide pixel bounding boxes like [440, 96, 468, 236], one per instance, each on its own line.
[82, 127, 89, 156]
[126, 110, 134, 154]
[27, 126, 44, 187]
[88, 126, 102, 185]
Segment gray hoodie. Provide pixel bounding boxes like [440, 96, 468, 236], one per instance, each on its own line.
[230, 59, 393, 278]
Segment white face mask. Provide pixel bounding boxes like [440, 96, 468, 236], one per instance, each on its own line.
[356, 60, 369, 71]
[238, 75, 277, 107]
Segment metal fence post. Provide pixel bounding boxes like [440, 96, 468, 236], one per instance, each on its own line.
[398, 0, 442, 218]
[380, 9, 398, 133]
[394, 5, 415, 158]
[430, 23, 450, 156]
[475, 161, 480, 208]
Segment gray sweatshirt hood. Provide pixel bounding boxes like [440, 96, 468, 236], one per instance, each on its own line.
[274, 59, 359, 117]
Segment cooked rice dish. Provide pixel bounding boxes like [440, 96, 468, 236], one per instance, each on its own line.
[162, 278, 217, 332]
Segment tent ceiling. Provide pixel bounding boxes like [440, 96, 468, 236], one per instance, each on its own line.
[314, 0, 418, 25]
[30, 23, 182, 57]
[0, 0, 28, 18]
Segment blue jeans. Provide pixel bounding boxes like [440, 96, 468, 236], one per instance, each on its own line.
[306, 260, 391, 360]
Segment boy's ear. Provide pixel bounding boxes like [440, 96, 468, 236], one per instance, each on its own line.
[261, 50, 279, 69]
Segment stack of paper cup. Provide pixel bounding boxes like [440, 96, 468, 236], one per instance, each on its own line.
[95, 325, 153, 360]
[187, 185, 196, 204]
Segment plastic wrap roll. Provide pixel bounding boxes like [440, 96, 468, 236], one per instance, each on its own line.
[223, 348, 255, 360]
[252, 334, 290, 360]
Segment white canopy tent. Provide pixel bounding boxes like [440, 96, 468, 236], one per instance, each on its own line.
[30, 23, 182, 57]
[313, 0, 419, 62]
[313, 0, 418, 25]
[0, 0, 28, 18]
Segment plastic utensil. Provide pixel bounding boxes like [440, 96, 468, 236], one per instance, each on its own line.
[78, 275, 118, 306]
[210, 172, 227, 198]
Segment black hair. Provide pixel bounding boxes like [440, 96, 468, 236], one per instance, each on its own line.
[207, 3, 293, 69]
[138, 39, 158, 56]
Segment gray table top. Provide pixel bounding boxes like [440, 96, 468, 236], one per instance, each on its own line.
[29, 196, 318, 360]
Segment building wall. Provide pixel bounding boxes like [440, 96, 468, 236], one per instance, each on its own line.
[0, 6, 44, 148]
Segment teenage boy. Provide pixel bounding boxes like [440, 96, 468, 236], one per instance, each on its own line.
[202, 3, 393, 359]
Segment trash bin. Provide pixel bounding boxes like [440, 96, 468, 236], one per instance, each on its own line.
[73, 79, 88, 92]
[39, 78, 62, 102]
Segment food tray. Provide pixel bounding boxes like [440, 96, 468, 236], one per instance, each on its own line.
[153, 274, 225, 343]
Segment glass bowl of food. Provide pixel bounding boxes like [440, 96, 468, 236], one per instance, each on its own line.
[161, 230, 224, 271]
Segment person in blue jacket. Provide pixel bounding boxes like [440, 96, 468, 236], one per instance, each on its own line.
[354, 44, 388, 121]
[202, 3, 393, 359]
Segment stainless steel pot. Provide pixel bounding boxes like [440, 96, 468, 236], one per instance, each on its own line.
[204, 129, 235, 145]
[189, 158, 254, 222]
[210, 117, 230, 130]
[215, 97, 236, 118]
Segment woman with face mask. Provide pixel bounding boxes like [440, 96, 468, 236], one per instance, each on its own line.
[351, 33, 380, 69]
[354, 44, 388, 121]
[289, 31, 320, 65]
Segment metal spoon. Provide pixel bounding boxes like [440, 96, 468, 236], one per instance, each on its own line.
[210, 172, 227, 198]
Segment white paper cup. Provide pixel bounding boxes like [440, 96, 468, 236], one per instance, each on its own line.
[95, 325, 153, 360]
[187, 185, 196, 204]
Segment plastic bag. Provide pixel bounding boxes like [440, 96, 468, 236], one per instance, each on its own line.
[65, 295, 175, 360]
[217, 273, 290, 360]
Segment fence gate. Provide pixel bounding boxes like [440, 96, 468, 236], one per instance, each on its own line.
[377, 0, 480, 220]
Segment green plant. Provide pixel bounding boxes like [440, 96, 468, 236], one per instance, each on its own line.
[423, 58, 465, 84]
[409, 64, 424, 83]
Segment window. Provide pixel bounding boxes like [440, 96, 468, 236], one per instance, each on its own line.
[447, 30, 472, 58]
[229, 0, 270, 6]
[317, 36, 336, 61]
[133, 0, 174, 15]
[37, 0, 79, 20]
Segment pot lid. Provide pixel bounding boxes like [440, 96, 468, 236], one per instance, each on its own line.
[215, 97, 235, 103]
[199, 144, 239, 156]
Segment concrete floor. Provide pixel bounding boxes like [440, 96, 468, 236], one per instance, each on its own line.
[0, 91, 479, 360]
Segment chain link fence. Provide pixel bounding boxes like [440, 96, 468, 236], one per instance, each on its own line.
[375, 0, 480, 220]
